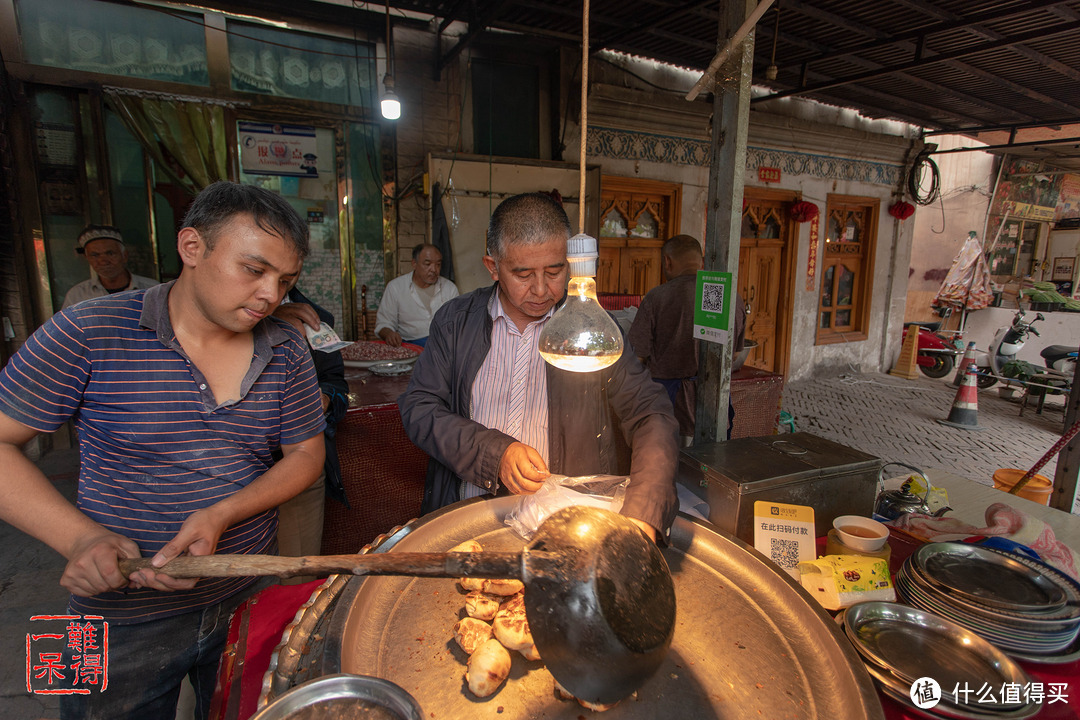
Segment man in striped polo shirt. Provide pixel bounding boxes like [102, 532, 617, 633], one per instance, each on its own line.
[0, 182, 327, 719]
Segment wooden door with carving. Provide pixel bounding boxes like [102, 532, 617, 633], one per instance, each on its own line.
[740, 197, 790, 372]
[598, 177, 681, 295]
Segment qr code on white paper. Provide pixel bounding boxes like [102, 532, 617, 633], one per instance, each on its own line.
[770, 537, 800, 569]
[701, 282, 725, 313]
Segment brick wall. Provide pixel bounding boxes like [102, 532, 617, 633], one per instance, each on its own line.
[390, 27, 465, 277]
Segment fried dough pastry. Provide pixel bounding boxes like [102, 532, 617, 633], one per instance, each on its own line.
[466, 639, 511, 698]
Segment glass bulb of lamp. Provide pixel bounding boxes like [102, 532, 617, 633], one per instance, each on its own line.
[538, 276, 624, 372]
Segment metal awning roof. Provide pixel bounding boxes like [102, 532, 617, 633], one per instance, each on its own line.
[382, 0, 1080, 161]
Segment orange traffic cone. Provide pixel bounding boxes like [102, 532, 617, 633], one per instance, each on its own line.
[938, 365, 984, 431]
[951, 341, 977, 387]
[890, 325, 920, 379]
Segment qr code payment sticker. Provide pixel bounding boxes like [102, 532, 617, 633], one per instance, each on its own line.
[770, 537, 800, 568]
[701, 282, 725, 313]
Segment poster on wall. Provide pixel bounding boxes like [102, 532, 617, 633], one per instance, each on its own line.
[238, 122, 319, 177]
[1052, 257, 1075, 281]
[988, 159, 1061, 223]
[1056, 174, 1080, 221]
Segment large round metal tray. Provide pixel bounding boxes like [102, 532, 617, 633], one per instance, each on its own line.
[323, 498, 883, 719]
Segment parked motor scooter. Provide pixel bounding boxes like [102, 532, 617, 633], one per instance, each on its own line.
[901, 321, 963, 379]
[1039, 344, 1077, 376]
[973, 310, 1044, 389]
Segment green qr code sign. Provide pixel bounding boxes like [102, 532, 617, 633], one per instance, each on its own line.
[693, 271, 732, 345]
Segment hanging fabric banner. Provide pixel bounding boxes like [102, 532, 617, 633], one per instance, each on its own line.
[805, 214, 820, 292]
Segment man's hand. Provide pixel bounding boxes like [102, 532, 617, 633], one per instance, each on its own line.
[628, 517, 657, 543]
[127, 505, 231, 592]
[498, 442, 549, 495]
[272, 303, 321, 336]
[378, 328, 403, 347]
[61, 531, 143, 597]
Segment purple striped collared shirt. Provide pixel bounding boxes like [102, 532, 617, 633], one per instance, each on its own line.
[462, 290, 554, 499]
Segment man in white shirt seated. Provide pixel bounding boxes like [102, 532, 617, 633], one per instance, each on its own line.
[61, 225, 158, 309]
[376, 243, 459, 348]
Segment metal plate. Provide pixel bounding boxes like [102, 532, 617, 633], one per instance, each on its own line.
[865, 664, 1038, 720]
[344, 355, 419, 369]
[324, 497, 883, 719]
[915, 544, 1067, 613]
[368, 362, 414, 376]
[1006, 634, 1080, 664]
[251, 673, 424, 720]
[843, 603, 1030, 703]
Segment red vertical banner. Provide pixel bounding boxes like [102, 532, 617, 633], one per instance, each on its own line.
[806, 215, 820, 292]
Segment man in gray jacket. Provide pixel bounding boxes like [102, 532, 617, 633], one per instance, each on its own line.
[399, 193, 679, 541]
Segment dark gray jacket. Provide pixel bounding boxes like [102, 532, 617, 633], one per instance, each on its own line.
[398, 283, 680, 538]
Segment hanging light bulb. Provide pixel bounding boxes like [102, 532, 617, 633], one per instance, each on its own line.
[538, 234, 624, 372]
[381, 74, 401, 120]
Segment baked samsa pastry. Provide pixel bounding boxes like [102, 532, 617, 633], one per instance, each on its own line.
[466, 639, 511, 697]
[464, 591, 501, 621]
[453, 617, 493, 655]
[519, 644, 541, 661]
[451, 539, 486, 591]
[492, 606, 533, 651]
[483, 578, 524, 596]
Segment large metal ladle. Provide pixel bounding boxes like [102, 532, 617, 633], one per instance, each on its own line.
[119, 505, 676, 704]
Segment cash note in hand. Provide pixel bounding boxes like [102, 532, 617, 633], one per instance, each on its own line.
[305, 322, 353, 353]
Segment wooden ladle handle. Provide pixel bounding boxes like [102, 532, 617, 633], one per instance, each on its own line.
[119, 552, 526, 580]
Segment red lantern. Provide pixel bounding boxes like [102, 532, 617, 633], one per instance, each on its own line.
[790, 201, 819, 223]
[889, 201, 915, 220]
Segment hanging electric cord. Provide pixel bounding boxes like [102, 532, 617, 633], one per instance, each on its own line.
[908, 152, 941, 206]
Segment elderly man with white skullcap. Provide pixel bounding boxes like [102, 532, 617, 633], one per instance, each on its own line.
[61, 225, 158, 309]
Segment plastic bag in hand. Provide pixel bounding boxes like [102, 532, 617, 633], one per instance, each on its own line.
[504, 474, 630, 540]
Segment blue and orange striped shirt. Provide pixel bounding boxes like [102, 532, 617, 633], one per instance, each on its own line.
[0, 282, 326, 624]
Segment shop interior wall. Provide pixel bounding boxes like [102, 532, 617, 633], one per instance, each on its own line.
[904, 135, 995, 325]
[428, 154, 599, 294]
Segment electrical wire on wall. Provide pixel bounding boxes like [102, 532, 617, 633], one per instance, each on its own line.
[908, 152, 941, 206]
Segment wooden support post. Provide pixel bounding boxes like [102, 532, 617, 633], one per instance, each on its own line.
[693, 0, 756, 446]
[1051, 349, 1080, 512]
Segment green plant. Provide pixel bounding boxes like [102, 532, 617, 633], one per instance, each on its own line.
[1001, 360, 1062, 397]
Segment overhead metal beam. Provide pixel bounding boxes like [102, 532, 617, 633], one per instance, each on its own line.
[593, 0, 718, 53]
[942, 59, 1080, 116]
[437, 0, 470, 33]
[756, 29, 1034, 124]
[888, 0, 1080, 86]
[753, 21, 1080, 104]
[776, 0, 1070, 71]
[928, 136, 1080, 154]
[437, 0, 514, 75]
[924, 118, 1080, 135]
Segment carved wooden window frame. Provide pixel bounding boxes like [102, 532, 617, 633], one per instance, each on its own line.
[815, 195, 880, 345]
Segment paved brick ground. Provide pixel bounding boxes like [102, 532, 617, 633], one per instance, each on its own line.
[781, 371, 1080, 513]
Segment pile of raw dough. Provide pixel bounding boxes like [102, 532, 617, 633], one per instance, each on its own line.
[448, 539, 618, 712]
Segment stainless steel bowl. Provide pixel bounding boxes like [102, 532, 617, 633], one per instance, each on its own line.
[250, 673, 423, 720]
[733, 339, 758, 371]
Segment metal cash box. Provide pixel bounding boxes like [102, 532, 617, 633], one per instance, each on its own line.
[677, 432, 882, 543]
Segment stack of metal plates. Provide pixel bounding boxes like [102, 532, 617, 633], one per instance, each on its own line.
[895, 542, 1080, 663]
[842, 602, 1038, 720]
